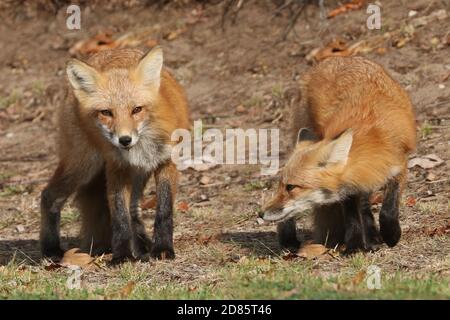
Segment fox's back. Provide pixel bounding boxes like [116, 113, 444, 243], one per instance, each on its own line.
[300, 57, 416, 154]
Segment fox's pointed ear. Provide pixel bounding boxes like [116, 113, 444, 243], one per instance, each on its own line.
[134, 46, 163, 89]
[328, 129, 353, 164]
[297, 128, 319, 143]
[66, 59, 100, 94]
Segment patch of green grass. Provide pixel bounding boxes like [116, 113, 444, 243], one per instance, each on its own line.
[0, 171, 15, 181]
[0, 185, 26, 197]
[421, 121, 433, 139]
[1, 256, 449, 299]
[60, 208, 80, 226]
[271, 84, 284, 100]
[244, 180, 271, 192]
[31, 81, 45, 96]
[417, 201, 440, 215]
[243, 95, 263, 108]
[0, 90, 21, 109]
[192, 258, 450, 299]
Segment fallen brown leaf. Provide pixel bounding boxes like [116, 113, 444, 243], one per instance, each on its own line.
[406, 196, 417, 207]
[426, 223, 450, 237]
[120, 281, 135, 298]
[142, 195, 157, 210]
[236, 105, 246, 113]
[44, 263, 64, 271]
[69, 31, 144, 56]
[425, 172, 437, 181]
[370, 192, 384, 204]
[199, 175, 212, 185]
[69, 31, 116, 56]
[61, 248, 94, 268]
[408, 154, 444, 169]
[327, 0, 364, 19]
[306, 38, 353, 62]
[281, 252, 299, 261]
[352, 270, 366, 285]
[297, 244, 328, 259]
[176, 201, 190, 213]
[442, 71, 450, 82]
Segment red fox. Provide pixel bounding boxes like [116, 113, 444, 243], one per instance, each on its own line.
[40, 47, 190, 263]
[262, 56, 416, 252]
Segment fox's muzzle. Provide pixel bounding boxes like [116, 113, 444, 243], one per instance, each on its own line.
[262, 208, 292, 223]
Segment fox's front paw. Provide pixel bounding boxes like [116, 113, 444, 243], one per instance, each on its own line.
[344, 231, 382, 254]
[344, 227, 365, 253]
[279, 239, 301, 253]
[150, 244, 175, 260]
[380, 217, 401, 247]
[41, 246, 65, 260]
[110, 254, 136, 266]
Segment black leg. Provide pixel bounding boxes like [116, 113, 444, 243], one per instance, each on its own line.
[107, 168, 134, 264]
[379, 180, 401, 247]
[343, 194, 366, 253]
[151, 162, 177, 260]
[151, 180, 175, 259]
[129, 172, 152, 259]
[359, 193, 382, 250]
[131, 215, 152, 258]
[77, 169, 112, 255]
[277, 218, 300, 251]
[40, 165, 77, 259]
[313, 203, 345, 247]
[110, 194, 134, 264]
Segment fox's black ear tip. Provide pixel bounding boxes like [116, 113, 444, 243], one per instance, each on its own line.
[297, 128, 319, 143]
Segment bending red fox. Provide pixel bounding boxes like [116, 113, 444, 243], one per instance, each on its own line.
[40, 47, 190, 263]
[263, 57, 416, 252]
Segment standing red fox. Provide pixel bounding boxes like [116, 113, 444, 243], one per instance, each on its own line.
[40, 47, 190, 263]
[263, 57, 416, 252]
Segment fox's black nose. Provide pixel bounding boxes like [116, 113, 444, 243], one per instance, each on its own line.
[119, 136, 132, 147]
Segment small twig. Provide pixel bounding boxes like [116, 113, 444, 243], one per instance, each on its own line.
[442, 71, 450, 82]
[221, 0, 245, 31]
[427, 125, 450, 129]
[272, 0, 294, 18]
[16, 249, 39, 265]
[254, 238, 280, 258]
[199, 182, 228, 188]
[0, 154, 48, 162]
[426, 178, 449, 184]
[278, 2, 306, 42]
[2, 178, 47, 186]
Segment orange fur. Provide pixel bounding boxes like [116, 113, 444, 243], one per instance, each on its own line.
[298, 56, 416, 192]
[263, 56, 416, 230]
[40, 47, 190, 260]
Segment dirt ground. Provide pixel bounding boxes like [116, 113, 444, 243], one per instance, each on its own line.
[0, 0, 449, 298]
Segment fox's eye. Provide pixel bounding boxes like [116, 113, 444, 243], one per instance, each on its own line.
[286, 184, 297, 192]
[100, 110, 113, 117]
[132, 106, 143, 114]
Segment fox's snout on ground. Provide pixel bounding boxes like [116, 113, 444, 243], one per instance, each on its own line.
[263, 128, 353, 222]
